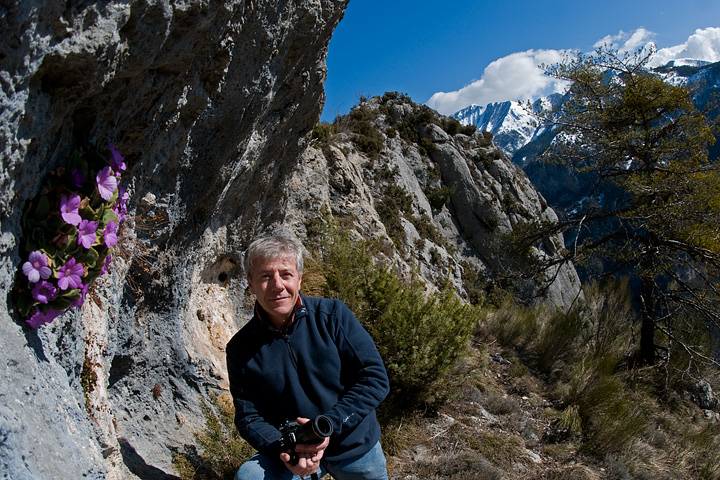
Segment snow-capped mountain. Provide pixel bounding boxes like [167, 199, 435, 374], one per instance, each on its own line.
[453, 101, 538, 158]
[450, 60, 720, 213]
[453, 60, 719, 166]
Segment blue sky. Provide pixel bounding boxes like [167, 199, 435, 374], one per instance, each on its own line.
[321, 0, 720, 121]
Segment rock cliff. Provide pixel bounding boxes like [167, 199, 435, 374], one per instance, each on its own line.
[292, 94, 579, 308]
[1, 1, 347, 478]
[0, 2, 578, 478]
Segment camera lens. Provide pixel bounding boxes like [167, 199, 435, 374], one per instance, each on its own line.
[312, 415, 333, 437]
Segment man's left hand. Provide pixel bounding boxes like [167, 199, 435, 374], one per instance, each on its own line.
[280, 417, 331, 476]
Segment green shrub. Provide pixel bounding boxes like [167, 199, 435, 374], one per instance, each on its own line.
[441, 117, 463, 136]
[311, 121, 335, 144]
[376, 185, 412, 246]
[474, 151, 493, 169]
[478, 130, 493, 147]
[460, 124, 477, 135]
[568, 362, 649, 456]
[459, 261, 488, 306]
[174, 394, 255, 480]
[426, 185, 455, 210]
[367, 272, 481, 407]
[418, 136, 436, 155]
[341, 106, 385, 158]
[313, 224, 480, 410]
[483, 298, 540, 348]
[398, 106, 436, 145]
[408, 214, 442, 245]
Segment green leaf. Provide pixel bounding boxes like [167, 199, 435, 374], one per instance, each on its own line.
[35, 196, 50, 221]
[80, 204, 97, 219]
[16, 292, 37, 316]
[76, 247, 100, 268]
[48, 297, 71, 312]
[100, 207, 118, 227]
[58, 288, 81, 302]
[67, 149, 83, 171]
[47, 215, 64, 230]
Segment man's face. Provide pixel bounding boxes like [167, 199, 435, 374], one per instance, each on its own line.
[248, 254, 302, 329]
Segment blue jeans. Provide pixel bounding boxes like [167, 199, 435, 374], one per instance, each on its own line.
[234, 440, 388, 480]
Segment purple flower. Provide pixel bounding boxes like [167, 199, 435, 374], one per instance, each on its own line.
[114, 184, 128, 223]
[78, 219, 98, 249]
[96, 166, 117, 201]
[71, 169, 86, 188]
[32, 280, 58, 304]
[26, 308, 62, 329]
[57, 258, 84, 290]
[100, 255, 112, 276]
[109, 143, 126, 173]
[22, 250, 51, 283]
[103, 220, 118, 248]
[60, 194, 82, 225]
[70, 282, 90, 309]
[117, 183, 129, 206]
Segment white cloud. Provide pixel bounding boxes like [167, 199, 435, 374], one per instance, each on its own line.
[650, 27, 720, 66]
[593, 28, 655, 52]
[427, 27, 720, 116]
[426, 49, 571, 116]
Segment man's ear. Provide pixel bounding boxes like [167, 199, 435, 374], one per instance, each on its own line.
[247, 277, 255, 295]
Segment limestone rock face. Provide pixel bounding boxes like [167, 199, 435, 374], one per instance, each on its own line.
[1, 1, 347, 478]
[288, 95, 580, 308]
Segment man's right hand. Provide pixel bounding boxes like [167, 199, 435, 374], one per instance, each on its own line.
[280, 417, 331, 476]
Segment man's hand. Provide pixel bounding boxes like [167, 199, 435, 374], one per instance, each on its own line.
[280, 417, 331, 476]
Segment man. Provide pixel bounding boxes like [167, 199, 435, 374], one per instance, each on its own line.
[227, 234, 390, 479]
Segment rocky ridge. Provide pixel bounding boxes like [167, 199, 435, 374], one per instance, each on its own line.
[292, 94, 580, 308]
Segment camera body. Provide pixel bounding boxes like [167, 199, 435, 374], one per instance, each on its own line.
[278, 415, 334, 465]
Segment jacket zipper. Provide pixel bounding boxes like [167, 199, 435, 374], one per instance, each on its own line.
[282, 334, 298, 369]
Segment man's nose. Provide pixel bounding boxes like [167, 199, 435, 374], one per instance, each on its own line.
[269, 273, 284, 289]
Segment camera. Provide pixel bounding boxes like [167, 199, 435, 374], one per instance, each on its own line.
[278, 415, 334, 465]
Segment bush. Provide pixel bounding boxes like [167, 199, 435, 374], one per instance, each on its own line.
[441, 117, 463, 136]
[478, 130, 493, 147]
[459, 261, 488, 306]
[567, 361, 649, 456]
[426, 185, 455, 210]
[367, 272, 481, 407]
[312, 224, 481, 410]
[174, 393, 255, 480]
[408, 214, 442, 245]
[311, 121, 335, 144]
[483, 298, 540, 349]
[460, 124, 477, 135]
[418, 136, 436, 155]
[339, 106, 385, 158]
[376, 185, 412, 246]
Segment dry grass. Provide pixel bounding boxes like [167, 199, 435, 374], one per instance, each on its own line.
[384, 337, 720, 480]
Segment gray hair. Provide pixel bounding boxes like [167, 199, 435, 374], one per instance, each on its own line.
[244, 235, 304, 279]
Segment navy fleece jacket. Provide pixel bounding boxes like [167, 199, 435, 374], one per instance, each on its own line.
[226, 295, 390, 462]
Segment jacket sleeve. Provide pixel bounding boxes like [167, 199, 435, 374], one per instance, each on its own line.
[324, 301, 390, 435]
[226, 344, 282, 455]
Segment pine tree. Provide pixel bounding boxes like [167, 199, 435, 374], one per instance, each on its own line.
[529, 46, 720, 367]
